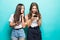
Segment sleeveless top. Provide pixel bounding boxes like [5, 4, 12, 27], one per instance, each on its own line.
[9, 14, 22, 29]
[31, 17, 38, 27]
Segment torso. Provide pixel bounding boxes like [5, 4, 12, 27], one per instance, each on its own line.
[12, 14, 23, 29]
[31, 19, 38, 27]
[26, 14, 38, 28]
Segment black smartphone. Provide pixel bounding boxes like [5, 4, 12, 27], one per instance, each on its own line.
[33, 15, 37, 17]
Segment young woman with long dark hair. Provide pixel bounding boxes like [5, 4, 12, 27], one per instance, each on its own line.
[9, 4, 26, 40]
[26, 2, 42, 40]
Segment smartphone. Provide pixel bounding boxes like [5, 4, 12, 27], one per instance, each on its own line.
[33, 15, 37, 17]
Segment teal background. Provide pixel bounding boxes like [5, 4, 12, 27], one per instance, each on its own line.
[0, 0, 60, 40]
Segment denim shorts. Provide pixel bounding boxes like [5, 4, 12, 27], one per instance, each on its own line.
[11, 29, 25, 38]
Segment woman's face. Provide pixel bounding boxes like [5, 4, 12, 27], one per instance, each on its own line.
[21, 6, 25, 14]
[32, 6, 37, 14]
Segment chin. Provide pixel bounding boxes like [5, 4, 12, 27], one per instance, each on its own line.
[21, 12, 24, 14]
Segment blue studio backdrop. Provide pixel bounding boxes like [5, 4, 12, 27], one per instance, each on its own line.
[0, 0, 60, 40]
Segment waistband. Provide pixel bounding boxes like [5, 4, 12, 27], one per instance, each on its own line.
[29, 26, 39, 29]
[13, 28, 23, 30]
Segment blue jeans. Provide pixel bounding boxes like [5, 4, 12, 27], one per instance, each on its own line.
[11, 29, 25, 40]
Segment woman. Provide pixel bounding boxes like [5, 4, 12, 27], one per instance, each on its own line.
[9, 4, 26, 40]
[26, 2, 42, 40]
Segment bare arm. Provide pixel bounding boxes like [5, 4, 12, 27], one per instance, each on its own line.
[37, 16, 42, 26]
[28, 19, 32, 27]
[9, 22, 17, 27]
[37, 19, 41, 26]
[22, 16, 26, 28]
[25, 15, 32, 27]
[21, 14, 28, 28]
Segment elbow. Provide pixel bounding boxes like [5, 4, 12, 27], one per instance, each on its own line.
[9, 23, 14, 27]
[9, 23, 13, 27]
[22, 23, 26, 28]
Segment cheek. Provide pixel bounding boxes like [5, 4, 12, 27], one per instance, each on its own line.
[32, 9, 37, 12]
[21, 9, 24, 13]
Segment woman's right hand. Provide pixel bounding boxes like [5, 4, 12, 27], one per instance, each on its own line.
[10, 22, 18, 27]
[31, 16, 34, 21]
[15, 22, 21, 26]
[31, 14, 37, 21]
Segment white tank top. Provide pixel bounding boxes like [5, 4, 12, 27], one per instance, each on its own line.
[14, 16, 22, 29]
[15, 23, 22, 29]
[31, 19, 38, 27]
[9, 14, 22, 29]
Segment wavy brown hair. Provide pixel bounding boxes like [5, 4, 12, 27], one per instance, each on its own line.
[28, 2, 41, 19]
[13, 4, 25, 23]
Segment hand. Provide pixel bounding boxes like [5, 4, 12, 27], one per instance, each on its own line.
[36, 17, 39, 21]
[13, 22, 18, 26]
[31, 16, 35, 21]
[21, 14, 24, 17]
[15, 22, 20, 26]
[32, 14, 36, 17]
[32, 17, 39, 21]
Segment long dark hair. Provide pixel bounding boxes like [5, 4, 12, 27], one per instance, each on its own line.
[28, 2, 41, 19]
[13, 4, 25, 23]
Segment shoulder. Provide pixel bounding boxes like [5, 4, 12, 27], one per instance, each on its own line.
[9, 13, 14, 22]
[10, 13, 14, 17]
[11, 13, 14, 16]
